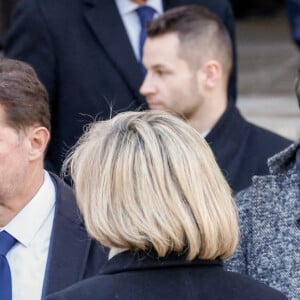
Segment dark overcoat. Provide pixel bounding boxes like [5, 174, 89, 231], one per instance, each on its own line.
[206, 105, 291, 192]
[47, 250, 286, 300]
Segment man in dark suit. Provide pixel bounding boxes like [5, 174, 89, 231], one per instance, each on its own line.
[3, 0, 237, 174]
[0, 58, 106, 300]
[140, 5, 292, 192]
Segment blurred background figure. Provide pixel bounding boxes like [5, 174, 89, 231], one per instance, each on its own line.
[1, 0, 237, 175]
[48, 110, 286, 300]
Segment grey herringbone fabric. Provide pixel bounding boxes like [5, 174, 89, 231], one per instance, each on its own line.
[226, 141, 300, 300]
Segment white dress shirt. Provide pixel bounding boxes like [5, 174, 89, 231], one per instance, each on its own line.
[1, 171, 56, 300]
[115, 0, 163, 61]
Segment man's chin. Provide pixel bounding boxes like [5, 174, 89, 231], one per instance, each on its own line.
[148, 103, 166, 111]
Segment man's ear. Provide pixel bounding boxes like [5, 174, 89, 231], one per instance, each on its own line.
[28, 126, 50, 161]
[198, 60, 222, 89]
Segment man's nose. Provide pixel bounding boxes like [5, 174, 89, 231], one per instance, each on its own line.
[140, 73, 155, 97]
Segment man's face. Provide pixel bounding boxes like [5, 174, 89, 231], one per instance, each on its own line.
[140, 33, 204, 119]
[0, 105, 31, 204]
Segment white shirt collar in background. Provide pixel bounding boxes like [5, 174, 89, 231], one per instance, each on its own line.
[115, 0, 163, 61]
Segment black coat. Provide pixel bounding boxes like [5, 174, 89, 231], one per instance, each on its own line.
[4, 0, 236, 174]
[206, 105, 292, 192]
[45, 174, 107, 296]
[46, 250, 286, 300]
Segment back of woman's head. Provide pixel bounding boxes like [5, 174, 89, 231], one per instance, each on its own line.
[65, 110, 239, 260]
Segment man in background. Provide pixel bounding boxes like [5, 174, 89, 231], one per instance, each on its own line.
[3, 0, 237, 174]
[140, 5, 291, 192]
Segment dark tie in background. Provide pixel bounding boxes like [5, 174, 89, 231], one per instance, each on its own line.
[0, 231, 17, 300]
[136, 5, 156, 75]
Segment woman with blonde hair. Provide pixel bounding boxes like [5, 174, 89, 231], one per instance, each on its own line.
[48, 111, 285, 300]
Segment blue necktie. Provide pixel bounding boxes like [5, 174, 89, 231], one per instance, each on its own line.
[136, 6, 156, 74]
[0, 231, 17, 300]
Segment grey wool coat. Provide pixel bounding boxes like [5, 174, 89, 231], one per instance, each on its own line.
[226, 141, 300, 300]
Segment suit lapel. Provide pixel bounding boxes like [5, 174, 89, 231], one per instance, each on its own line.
[45, 175, 92, 295]
[83, 0, 144, 102]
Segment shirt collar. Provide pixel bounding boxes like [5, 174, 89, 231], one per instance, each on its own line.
[201, 130, 210, 138]
[2, 171, 56, 247]
[115, 0, 163, 16]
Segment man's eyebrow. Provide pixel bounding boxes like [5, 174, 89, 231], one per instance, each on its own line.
[151, 64, 171, 70]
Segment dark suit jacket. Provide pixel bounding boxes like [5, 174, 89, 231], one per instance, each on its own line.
[46, 250, 286, 300]
[4, 0, 236, 174]
[44, 173, 107, 296]
[206, 105, 292, 192]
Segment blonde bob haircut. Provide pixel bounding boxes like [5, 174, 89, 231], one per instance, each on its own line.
[64, 110, 239, 261]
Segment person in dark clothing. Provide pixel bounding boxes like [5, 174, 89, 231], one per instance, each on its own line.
[226, 69, 300, 299]
[3, 0, 237, 175]
[48, 110, 286, 300]
[0, 58, 106, 300]
[140, 5, 291, 192]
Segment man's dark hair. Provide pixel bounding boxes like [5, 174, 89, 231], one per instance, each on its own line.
[147, 5, 232, 77]
[0, 58, 50, 132]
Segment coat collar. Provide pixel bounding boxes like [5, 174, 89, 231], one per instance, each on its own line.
[205, 105, 247, 155]
[267, 140, 300, 175]
[100, 250, 223, 275]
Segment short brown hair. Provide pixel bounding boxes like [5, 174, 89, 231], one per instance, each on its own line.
[147, 5, 232, 78]
[0, 58, 50, 131]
